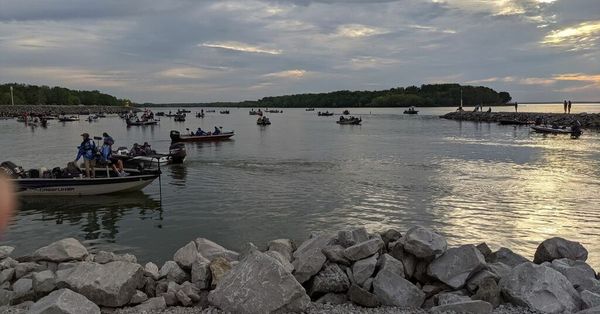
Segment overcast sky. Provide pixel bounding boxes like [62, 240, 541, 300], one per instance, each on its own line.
[0, 0, 599, 103]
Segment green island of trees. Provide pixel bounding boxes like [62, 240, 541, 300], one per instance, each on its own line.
[148, 84, 512, 108]
[0, 83, 130, 106]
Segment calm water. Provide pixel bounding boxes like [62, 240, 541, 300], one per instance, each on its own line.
[1, 104, 600, 267]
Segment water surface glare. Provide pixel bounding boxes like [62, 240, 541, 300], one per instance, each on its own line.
[1, 106, 600, 266]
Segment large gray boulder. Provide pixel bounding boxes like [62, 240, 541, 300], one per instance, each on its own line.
[472, 277, 502, 307]
[489, 247, 529, 267]
[174, 241, 203, 270]
[343, 238, 384, 261]
[400, 226, 447, 259]
[28, 288, 100, 314]
[208, 249, 310, 313]
[337, 227, 370, 248]
[32, 238, 88, 263]
[268, 239, 295, 262]
[309, 263, 350, 296]
[428, 244, 486, 289]
[500, 262, 582, 313]
[582, 290, 600, 309]
[348, 284, 380, 308]
[55, 261, 144, 307]
[144, 262, 160, 280]
[15, 262, 45, 279]
[373, 268, 425, 307]
[546, 258, 599, 291]
[159, 260, 189, 284]
[191, 259, 211, 289]
[431, 300, 493, 314]
[0, 247, 14, 260]
[322, 245, 351, 266]
[352, 254, 378, 286]
[12, 277, 34, 303]
[377, 253, 404, 278]
[33, 270, 56, 294]
[265, 250, 294, 273]
[292, 232, 335, 283]
[131, 296, 166, 312]
[534, 237, 588, 264]
[194, 238, 239, 262]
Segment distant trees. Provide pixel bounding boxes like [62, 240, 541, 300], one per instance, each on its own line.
[0, 83, 130, 106]
[246, 84, 512, 108]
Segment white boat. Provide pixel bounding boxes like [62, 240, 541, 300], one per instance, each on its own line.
[10, 169, 160, 196]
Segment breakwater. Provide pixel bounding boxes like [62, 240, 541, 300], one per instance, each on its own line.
[0, 105, 136, 117]
[441, 111, 600, 129]
[0, 226, 597, 313]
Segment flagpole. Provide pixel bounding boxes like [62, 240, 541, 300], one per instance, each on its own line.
[10, 86, 14, 106]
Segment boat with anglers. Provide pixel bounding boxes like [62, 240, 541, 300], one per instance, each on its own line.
[531, 123, 582, 138]
[257, 116, 271, 125]
[342, 110, 350, 115]
[58, 115, 80, 122]
[170, 129, 235, 142]
[220, 110, 230, 114]
[266, 110, 282, 113]
[403, 107, 419, 115]
[0, 161, 160, 196]
[318, 111, 334, 116]
[96, 113, 107, 118]
[306, 108, 315, 111]
[126, 118, 159, 126]
[174, 114, 186, 122]
[87, 114, 99, 122]
[337, 116, 362, 125]
[205, 109, 216, 113]
[156, 112, 165, 117]
[196, 112, 205, 118]
[249, 109, 263, 116]
[179, 109, 191, 113]
[112, 142, 186, 168]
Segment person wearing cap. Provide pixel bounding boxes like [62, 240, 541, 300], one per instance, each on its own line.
[75, 133, 97, 178]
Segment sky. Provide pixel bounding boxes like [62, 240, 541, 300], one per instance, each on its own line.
[0, 0, 599, 103]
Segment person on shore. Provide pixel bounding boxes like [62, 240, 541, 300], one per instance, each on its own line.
[514, 102, 518, 112]
[487, 107, 492, 113]
[564, 100, 568, 113]
[568, 100, 572, 114]
[75, 133, 97, 178]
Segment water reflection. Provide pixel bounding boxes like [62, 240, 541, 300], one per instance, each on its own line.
[11, 192, 162, 248]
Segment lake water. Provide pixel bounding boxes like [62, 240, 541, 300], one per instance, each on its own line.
[1, 104, 600, 267]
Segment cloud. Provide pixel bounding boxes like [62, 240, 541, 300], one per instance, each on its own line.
[541, 21, 600, 50]
[200, 41, 283, 55]
[468, 76, 555, 85]
[335, 24, 388, 38]
[264, 69, 307, 79]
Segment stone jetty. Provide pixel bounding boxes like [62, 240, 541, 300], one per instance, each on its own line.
[441, 111, 600, 129]
[0, 227, 598, 313]
[0, 105, 136, 118]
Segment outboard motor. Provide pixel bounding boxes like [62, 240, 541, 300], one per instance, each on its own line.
[170, 130, 181, 143]
[0, 161, 23, 178]
[169, 143, 187, 164]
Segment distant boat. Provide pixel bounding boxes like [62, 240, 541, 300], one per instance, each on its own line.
[170, 130, 235, 142]
[336, 117, 362, 125]
[126, 118, 158, 126]
[196, 112, 205, 118]
[249, 110, 262, 116]
[404, 107, 419, 115]
[156, 112, 165, 117]
[205, 109, 216, 113]
[318, 111, 334, 116]
[266, 110, 282, 113]
[531, 125, 582, 137]
[58, 115, 80, 122]
[220, 110, 230, 114]
[174, 114, 186, 122]
[257, 116, 271, 125]
[342, 110, 350, 115]
[305, 108, 315, 111]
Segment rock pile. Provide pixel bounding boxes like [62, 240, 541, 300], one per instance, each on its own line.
[0, 226, 599, 313]
[441, 111, 600, 129]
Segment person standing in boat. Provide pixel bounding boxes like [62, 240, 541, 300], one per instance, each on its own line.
[213, 126, 221, 135]
[568, 100, 572, 114]
[100, 133, 125, 176]
[75, 133, 97, 178]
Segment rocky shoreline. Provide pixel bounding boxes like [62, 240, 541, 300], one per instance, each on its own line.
[0, 226, 597, 313]
[0, 105, 135, 117]
[441, 111, 600, 129]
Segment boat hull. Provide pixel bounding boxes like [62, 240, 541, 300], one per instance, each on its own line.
[13, 174, 159, 196]
[170, 130, 234, 142]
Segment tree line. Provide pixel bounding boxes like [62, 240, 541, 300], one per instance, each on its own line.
[0, 83, 130, 106]
[147, 84, 511, 108]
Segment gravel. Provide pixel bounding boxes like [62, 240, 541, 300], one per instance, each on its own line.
[111, 302, 541, 314]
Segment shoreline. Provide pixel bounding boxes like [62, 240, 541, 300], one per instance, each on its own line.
[441, 111, 600, 129]
[0, 105, 136, 117]
[0, 226, 596, 313]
